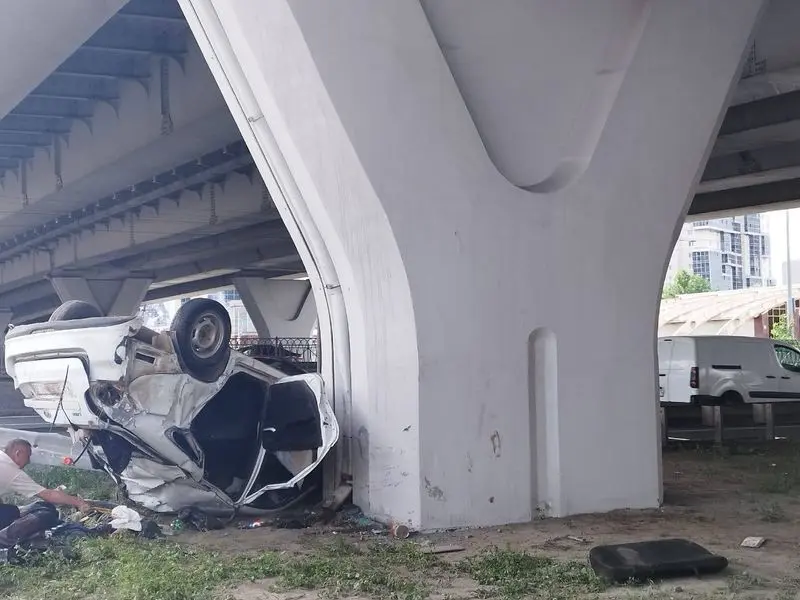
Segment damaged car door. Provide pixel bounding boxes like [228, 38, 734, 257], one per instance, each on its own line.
[237, 373, 338, 506]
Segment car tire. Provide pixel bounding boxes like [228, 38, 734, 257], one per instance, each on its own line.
[49, 300, 103, 322]
[170, 298, 231, 382]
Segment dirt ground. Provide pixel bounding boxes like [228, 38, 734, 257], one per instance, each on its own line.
[182, 442, 800, 599]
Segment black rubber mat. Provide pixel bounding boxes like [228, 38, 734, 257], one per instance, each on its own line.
[589, 539, 728, 583]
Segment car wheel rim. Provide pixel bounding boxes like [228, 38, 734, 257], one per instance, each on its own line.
[190, 312, 225, 359]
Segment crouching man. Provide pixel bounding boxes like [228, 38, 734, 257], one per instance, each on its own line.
[0, 439, 90, 548]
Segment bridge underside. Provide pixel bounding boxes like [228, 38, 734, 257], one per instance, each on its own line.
[2, 0, 800, 531]
[0, 0, 309, 324]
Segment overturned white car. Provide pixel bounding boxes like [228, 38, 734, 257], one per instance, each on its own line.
[4, 299, 339, 514]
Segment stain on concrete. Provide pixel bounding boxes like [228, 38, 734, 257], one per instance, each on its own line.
[424, 477, 445, 501]
[478, 404, 487, 434]
[403, 425, 412, 432]
[490, 430, 502, 457]
[489, 496, 495, 503]
[466, 453, 473, 473]
[357, 426, 369, 459]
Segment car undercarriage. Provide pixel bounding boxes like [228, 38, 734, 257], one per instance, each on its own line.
[4, 299, 338, 515]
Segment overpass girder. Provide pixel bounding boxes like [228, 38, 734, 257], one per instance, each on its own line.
[50, 276, 152, 317]
[0, 172, 279, 294]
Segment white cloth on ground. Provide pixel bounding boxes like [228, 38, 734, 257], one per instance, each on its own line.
[109, 505, 142, 532]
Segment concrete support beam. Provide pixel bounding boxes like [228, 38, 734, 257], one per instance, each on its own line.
[233, 277, 316, 338]
[50, 277, 152, 316]
[0, 173, 275, 295]
[719, 89, 800, 139]
[0, 1, 126, 117]
[0, 308, 12, 375]
[185, 0, 764, 529]
[691, 176, 800, 215]
[0, 40, 239, 241]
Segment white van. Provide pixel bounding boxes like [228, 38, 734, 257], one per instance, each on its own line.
[658, 336, 800, 405]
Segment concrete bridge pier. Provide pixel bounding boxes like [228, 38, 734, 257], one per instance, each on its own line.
[233, 277, 316, 338]
[50, 276, 152, 317]
[0, 309, 12, 371]
[182, 0, 765, 530]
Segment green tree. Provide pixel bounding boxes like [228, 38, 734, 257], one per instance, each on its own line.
[771, 314, 797, 345]
[662, 269, 712, 299]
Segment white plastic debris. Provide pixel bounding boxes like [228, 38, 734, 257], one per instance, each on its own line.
[110, 505, 143, 532]
[740, 536, 766, 548]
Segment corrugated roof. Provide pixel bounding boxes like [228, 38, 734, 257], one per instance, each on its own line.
[659, 285, 800, 335]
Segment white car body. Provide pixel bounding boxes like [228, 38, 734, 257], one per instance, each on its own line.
[4, 314, 339, 514]
[658, 335, 800, 405]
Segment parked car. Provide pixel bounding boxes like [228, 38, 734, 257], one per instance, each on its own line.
[4, 299, 339, 515]
[658, 335, 800, 405]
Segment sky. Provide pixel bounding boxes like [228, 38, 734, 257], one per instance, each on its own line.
[764, 208, 800, 286]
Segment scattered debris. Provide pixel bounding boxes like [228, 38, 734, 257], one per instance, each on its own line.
[391, 523, 410, 539]
[589, 539, 728, 583]
[329, 504, 385, 533]
[110, 506, 142, 532]
[176, 507, 225, 532]
[567, 535, 589, 544]
[240, 520, 266, 530]
[421, 544, 465, 555]
[323, 484, 353, 511]
[740, 536, 767, 548]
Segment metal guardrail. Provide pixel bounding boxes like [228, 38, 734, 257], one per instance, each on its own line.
[662, 403, 800, 445]
[230, 337, 319, 364]
[0, 415, 52, 431]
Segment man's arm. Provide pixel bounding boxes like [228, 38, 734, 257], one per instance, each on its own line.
[8, 471, 91, 513]
[37, 488, 90, 513]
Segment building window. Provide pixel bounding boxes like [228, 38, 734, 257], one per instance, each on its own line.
[222, 289, 240, 302]
[692, 251, 711, 281]
[731, 266, 743, 290]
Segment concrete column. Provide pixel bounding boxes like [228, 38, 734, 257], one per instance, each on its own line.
[0, 309, 12, 377]
[50, 277, 152, 316]
[183, 0, 765, 529]
[232, 277, 317, 338]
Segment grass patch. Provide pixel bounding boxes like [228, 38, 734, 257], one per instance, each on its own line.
[457, 547, 605, 600]
[0, 536, 452, 600]
[276, 539, 447, 599]
[0, 536, 260, 600]
[0, 538, 608, 600]
[0, 466, 118, 507]
[758, 501, 788, 523]
[678, 441, 800, 495]
[25, 466, 117, 501]
[727, 570, 766, 592]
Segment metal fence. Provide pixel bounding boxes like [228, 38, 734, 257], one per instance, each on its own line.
[230, 337, 319, 365]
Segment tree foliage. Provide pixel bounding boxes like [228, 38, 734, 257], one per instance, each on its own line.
[662, 269, 711, 299]
[771, 314, 797, 345]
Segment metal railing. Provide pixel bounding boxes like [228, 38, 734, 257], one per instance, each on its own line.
[230, 337, 319, 365]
